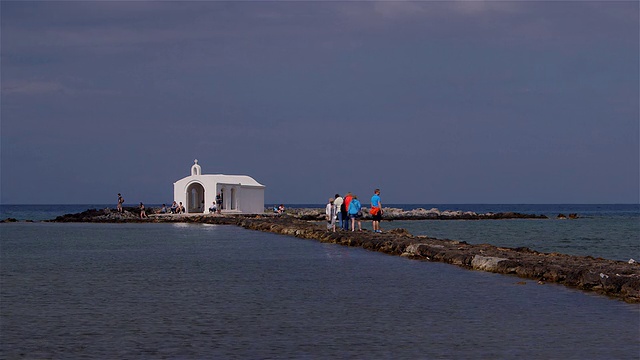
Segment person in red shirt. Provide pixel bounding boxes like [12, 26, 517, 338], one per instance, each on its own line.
[342, 192, 353, 231]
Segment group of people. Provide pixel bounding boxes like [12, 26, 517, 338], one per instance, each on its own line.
[326, 189, 383, 233]
[209, 193, 223, 214]
[118, 193, 149, 219]
[272, 204, 286, 215]
[171, 201, 185, 214]
[118, 193, 147, 219]
[119, 192, 227, 218]
[118, 189, 384, 227]
[155, 195, 225, 215]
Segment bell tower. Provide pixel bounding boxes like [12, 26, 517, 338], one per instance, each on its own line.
[191, 159, 201, 176]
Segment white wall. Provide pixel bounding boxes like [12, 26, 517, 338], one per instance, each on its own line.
[238, 187, 265, 214]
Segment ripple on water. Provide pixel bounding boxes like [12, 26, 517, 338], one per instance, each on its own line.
[1, 222, 638, 359]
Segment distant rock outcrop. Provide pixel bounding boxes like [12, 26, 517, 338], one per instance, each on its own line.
[52, 207, 141, 222]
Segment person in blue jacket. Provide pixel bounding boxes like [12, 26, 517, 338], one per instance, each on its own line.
[348, 195, 363, 231]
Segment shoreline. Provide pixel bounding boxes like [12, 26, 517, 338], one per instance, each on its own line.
[4, 207, 639, 303]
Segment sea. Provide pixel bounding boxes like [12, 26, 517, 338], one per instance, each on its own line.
[1, 204, 639, 358]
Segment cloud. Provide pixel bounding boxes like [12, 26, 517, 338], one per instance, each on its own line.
[2, 2, 221, 51]
[1, 0, 637, 204]
[449, 1, 523, 15]
[372, 1, 430, 18]
[2, 79, 118, 97]
[2, 80, 67, 95]
[345, 0, 522, 21]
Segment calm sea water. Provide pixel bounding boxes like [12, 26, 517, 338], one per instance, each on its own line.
[1, 204, 638, 261]
[1, 205, 639, 358]
[389, 204, 639, 262]
[1, 221, 638, 359]
[337, 204, 637, 261]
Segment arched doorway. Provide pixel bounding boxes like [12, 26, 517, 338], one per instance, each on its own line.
[186, 182, 205, 213]
[230, 188, 237, 210]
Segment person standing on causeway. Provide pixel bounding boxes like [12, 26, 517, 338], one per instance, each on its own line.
[348, 195, 362, 231]
[333, 194, 343, 231]
[370, 188, 383, 233]
[342, 192, 353, 231]
[117, 193, 124, 213]
[326, 198, 336, 232]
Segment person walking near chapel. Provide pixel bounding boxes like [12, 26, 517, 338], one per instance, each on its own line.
[117, 193, 124, 213]
[216, 193, 223, 214]
[139, 202, 147, 219]
[370, 188, 383, 233]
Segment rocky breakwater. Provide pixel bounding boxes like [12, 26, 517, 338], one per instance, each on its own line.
[233, 216, 639, 303]
[292, 207, 548, 221]
[232, 217, 640, 303]
[52, 207, 159, 222]
[48, 209, 638, 303]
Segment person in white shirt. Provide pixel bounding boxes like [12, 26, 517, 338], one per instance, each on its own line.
[333, 194, 344, 230]
[325, 198, 336, 232]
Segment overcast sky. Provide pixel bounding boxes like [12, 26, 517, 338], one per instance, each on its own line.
[1, 1, 638, 205]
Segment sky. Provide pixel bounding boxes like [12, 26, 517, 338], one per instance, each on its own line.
[1, 1, 638, 205]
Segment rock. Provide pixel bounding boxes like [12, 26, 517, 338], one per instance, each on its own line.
[1, 218, 18, 223]
[52, 208, 140, 222]
[471, 255, 509, 271]
[386, 228, 412, 236]
[441, 210, 463, 217]
[557, 213, 567, 219]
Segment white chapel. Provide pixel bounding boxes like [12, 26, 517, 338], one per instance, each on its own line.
[173, 160, 266, 214]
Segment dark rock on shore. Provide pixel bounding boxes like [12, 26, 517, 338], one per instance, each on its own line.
[47, 208, 638, 303]
[52, 207, 143, 222]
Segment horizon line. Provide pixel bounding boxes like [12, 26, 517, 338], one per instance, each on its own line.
[1, 202, 639, 206]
